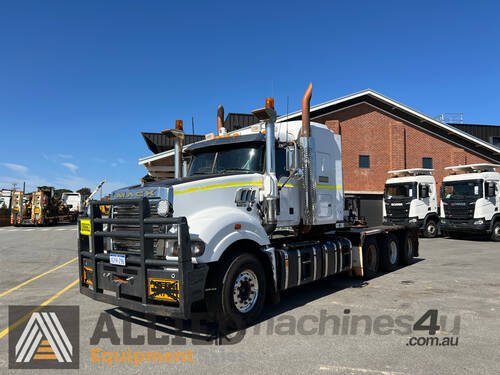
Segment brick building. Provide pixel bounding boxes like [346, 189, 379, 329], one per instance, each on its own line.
[139, 90, 500, 225]
[279, 90, 500, 225]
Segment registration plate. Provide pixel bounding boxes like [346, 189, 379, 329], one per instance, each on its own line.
[34, 208, 40, 214]
[109, 254, 126, 266]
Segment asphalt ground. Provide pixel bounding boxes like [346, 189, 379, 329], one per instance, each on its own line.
[0, 225, 499, 374]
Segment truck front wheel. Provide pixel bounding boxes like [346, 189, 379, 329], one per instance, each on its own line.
[208, 252, 267, 328]
[491, 222, 500, 242]
[423, 219, 438, 238]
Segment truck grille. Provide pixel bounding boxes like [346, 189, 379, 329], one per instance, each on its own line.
[444, 205, 474, 220]
[386, 205, 409, 219]
[111, 199, 165, 256]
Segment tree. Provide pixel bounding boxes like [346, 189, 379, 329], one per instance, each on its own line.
[77, 187, 92, 199]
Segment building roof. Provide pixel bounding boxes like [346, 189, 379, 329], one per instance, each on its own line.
[277, 89, 500, 163]
[142, 132, 205, 154]
[449, 123, 500, 146]
[224, 113, 259, 132]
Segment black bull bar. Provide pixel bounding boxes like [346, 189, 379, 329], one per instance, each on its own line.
[78, 198, 208, 319]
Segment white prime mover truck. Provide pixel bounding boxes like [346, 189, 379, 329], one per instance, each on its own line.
[440, 164, 500, 241]
[383, 169, 440, 238]
[78, 85, 418, 326]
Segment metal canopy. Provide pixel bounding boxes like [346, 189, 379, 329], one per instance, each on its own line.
[445, 163, 500, 172]
[388, 168, 434, 176]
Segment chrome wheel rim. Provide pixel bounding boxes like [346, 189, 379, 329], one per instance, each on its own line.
[427, 223, 436, 235]
[233, 269, 259, 313]
[389, 241, 398, 264]
[495, 226, 500, 237]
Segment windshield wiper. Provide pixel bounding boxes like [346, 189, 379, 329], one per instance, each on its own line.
[217, 168, 252, 174]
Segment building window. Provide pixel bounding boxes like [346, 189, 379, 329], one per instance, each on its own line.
[422, 157, 433, 169]
[491, 136, 500, 146]
[359, 155, 370, 169]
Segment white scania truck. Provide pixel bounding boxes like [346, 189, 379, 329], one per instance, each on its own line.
[440, 164, 500, 241]
[77, 85, 418, 326]
[383, 169, 440, 238]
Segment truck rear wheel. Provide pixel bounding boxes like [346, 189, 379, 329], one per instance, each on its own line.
[423, 219, 438, 238]
[400, 232, 415, 265]
[208, 251, 266, 329]
[491, 222, 500, 242]
[380, 233, 399, 272]
[362, 237, 379, 279]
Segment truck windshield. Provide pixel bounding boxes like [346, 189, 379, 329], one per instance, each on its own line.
[384, 183, 416, 199]
[442, 180, 483, 200]
[187, 146, 264, 176]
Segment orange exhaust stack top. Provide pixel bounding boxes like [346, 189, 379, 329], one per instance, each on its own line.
[217, 105, 224, 135]
[301, 83, 312, 138]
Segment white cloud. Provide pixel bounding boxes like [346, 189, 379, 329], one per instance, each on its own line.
[0, 163, 28, 174]
[58, 154, 73, 159]
[62, 162, 79, 174]
[110, 162, 118, 167]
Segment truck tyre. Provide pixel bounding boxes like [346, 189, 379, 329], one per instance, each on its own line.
[491, 221, 500, 242]
[423, 219, 438, 238]
[208, 251, 267, 329]
[362, 237, 379, 279]
[400, 232, 415, 265]
[380, 233, 399, 272]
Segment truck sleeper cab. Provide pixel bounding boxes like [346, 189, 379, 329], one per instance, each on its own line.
[383, 169, 439, 238]
[440, 164, 500, 241]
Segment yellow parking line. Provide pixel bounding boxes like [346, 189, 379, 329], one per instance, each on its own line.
[0, 257, 77, 298]
[0, 278, 79, 339]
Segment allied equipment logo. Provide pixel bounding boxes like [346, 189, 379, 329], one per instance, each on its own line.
[9, 306, 79, 369]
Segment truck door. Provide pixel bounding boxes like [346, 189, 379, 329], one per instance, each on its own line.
[485, 180, 499, 221]
[276, 148, 300, 226]
[418, 183, 431, 218]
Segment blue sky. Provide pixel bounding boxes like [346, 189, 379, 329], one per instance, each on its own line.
[1, 1, 499, 194]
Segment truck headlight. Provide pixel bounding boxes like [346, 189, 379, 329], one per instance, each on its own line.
[157, 200, 172, 217]
[190, 240, 205, 257]
[165, 239, 205, 257]
[409, 218, 418, 223]
[473, 219, 485, 225]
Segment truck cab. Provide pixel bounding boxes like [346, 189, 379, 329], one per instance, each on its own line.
[61, 192, 82, 213]
[440, 164, 500, 241]
[383, 169, 439, 237]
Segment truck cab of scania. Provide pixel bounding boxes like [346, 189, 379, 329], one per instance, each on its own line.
[383, 169, 439, 237]
[440, 164, 500, 241]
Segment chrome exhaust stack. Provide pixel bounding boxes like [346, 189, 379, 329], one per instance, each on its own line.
[252, 98, 278, 232]
[300, 83, 316, 226]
